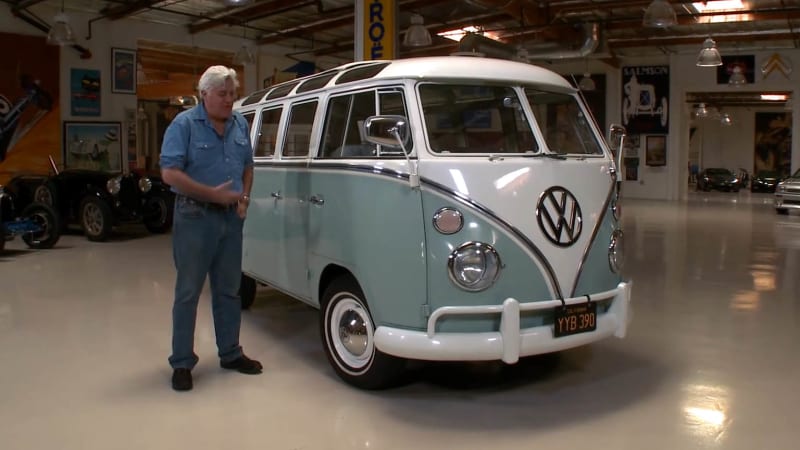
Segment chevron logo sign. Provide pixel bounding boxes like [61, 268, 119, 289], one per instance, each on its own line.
[761, 53, 792, 80]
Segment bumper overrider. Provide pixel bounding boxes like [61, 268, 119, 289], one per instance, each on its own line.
[374, 281, 632, 364]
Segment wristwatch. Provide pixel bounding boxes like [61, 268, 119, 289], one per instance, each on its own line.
[241, 194, 250, 203]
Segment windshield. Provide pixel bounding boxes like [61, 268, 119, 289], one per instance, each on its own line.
[707, 168, 732, 175]
[791, 169, 800, 179]
[419, 84, 537, 154]
[524, 88, 604, 156]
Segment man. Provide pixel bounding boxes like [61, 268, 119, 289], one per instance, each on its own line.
[160, 65, 260, 391]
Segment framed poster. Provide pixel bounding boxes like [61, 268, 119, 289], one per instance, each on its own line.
[70, 68, 101, 116]
[111, 48, 136, 94]
[645, 135, 667, 167]
[621, 65, 669, 134]
[63, 121, 122, 172]
[754, 112, 792, 177]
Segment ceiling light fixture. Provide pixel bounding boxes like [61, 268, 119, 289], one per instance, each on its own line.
[233, 23, 255, 66]
[578, 73, 596, 91]
[719, 112, 733, 126]
[696, 37, 722, 67]
[694, 103, 709, 118]
[47, 0, 76, 46]
[403, 13, 432, 47]
[728, 65, 747, 86]
[578, 58, 596, 91]
[643, 0, 677, 28]
[223, 0, 254, 5]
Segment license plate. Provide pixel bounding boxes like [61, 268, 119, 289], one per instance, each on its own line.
[553, 302, 597, 338]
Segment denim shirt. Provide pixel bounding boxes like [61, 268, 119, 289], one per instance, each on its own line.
[160, 103, 254, 195]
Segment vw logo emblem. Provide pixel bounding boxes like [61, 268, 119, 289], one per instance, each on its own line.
[536, 186, 582, 247]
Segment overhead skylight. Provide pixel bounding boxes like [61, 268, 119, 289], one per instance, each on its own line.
[692, 1, 752, 23]
[692, 1, 746, 12]
[438, 26, 500, 42]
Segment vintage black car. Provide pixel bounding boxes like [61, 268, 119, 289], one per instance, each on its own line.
[750, 170, 782, 193]
[697, 168, 741, 192]
[6, 165, 174, 241]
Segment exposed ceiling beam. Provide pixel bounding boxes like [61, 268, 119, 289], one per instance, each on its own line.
[101, 0, 161, 21]
[255, 0, 454, 45]
[188, 0, 318, 34]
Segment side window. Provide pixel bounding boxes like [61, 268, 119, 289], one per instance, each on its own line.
[319, 89, 411, 159]
[319, 96, 350, 158]
[242, 112, 255, 131]
[282, 101, 317, 158]
[378, 90, 412, 155]
[319, 91, 377, 158]
[256, 107, 282, 157]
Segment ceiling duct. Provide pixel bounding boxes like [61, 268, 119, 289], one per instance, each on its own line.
[525, 22, 600, 61]
[458, 32, 517, 59]
[458, 23, 600, 61]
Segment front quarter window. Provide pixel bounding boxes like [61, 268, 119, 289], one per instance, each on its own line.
[525, 88, 603, 156]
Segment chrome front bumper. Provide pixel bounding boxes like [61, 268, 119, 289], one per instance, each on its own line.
[374, 281, 632, 364]
[775, 192, 800, 209]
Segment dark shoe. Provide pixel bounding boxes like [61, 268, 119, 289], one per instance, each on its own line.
[220, 354, 262, 375]
[171, 368, 193, 391]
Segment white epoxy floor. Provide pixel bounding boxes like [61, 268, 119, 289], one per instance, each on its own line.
[1, 192, 798, 450]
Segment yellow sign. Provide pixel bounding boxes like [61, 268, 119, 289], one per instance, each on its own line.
[362, 0, 395, 60]
[761, 53, 792, 80]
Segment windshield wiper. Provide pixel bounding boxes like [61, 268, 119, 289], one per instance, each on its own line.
[523, 152, 567, 160]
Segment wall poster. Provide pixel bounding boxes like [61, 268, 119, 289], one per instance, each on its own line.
[645, 135, 667, 167]
[621, 65, 669, 134]
[754, 112, 792, 177]
[70, 68, 101, 116]
[63, 121, 122, 172]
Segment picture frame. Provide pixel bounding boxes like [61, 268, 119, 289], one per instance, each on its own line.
[63, 121, 123, 173]
[111, 47, 136, 94]
[645, 135, 667, 167]
[70, 68, 101, 116]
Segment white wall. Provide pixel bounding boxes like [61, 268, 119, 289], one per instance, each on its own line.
[552, 49, 800, 200]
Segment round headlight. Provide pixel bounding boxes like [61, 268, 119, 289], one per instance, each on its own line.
[447, 242, 501, 292]
[433, 207, 463, 234]
[608, 229, 624, 273]
[138, 176, 153, 193]
[106, 176, 122, 195]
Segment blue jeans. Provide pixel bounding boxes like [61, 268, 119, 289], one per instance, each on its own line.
[168, 196, 244, 370]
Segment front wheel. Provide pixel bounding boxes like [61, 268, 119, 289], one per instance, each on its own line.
[80, 196, 113, 241]
[143, 193, 173, 233]
[777, 208, 789, 215]
[320, 276, 405, 389]
[21, 202, 61, 249]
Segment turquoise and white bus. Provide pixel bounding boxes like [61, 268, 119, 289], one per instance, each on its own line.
[235, 56, 631, 389]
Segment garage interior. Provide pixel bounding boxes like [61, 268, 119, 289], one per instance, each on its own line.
[1, 1, 800, 449]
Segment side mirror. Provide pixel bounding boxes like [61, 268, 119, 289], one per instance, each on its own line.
[608, 123, 626, 156]
[363, 115, 418, 189]
[363, 115, 410, 149]
[608, 123, 626, 187]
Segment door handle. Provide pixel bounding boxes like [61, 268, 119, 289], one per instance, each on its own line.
[271, 191, 282, 199]
[309, 195, 324, 205]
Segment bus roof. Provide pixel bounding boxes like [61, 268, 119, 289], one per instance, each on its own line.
[235, 56, 575, 108]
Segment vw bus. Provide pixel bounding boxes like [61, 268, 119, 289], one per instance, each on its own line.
[236, 56, 631, 389]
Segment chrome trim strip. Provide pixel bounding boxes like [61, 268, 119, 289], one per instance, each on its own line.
[570, 174, 616, 297]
